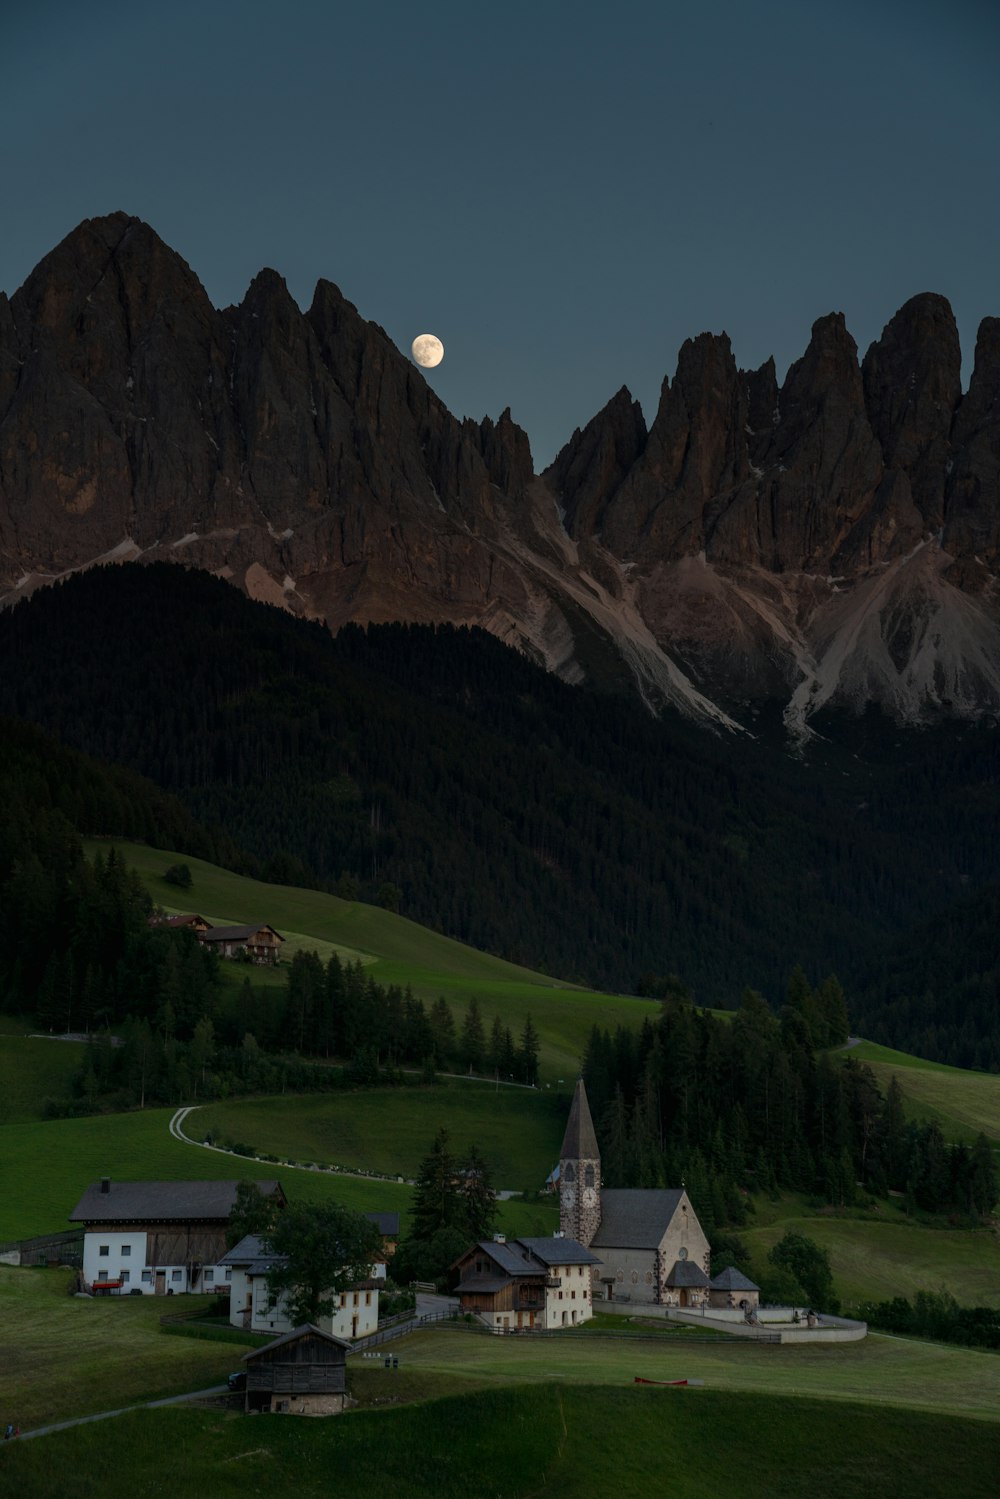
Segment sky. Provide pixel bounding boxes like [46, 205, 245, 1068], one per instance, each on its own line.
[2, 0, 998, 466]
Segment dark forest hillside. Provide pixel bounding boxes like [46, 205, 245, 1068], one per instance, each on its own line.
[1, 564, 998, 1058]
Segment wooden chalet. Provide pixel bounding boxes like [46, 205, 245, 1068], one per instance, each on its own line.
[198, 923, 285, 965]
[242, 1324, 351, 1415]
[452, 1233, 600, 1331]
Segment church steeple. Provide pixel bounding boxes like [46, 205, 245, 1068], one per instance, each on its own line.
[559, 1078, 601, 1247]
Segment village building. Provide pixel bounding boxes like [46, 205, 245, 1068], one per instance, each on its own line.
[241, 1324, 351, 1415]
[198, 923, 285, 964]
[69, 1178, 286, 1295]
[558, 1078, 714, 1308]
[150, 913, 214, 934]
[451, 1233, 600, 1330]
[708, 1265, 760, 1310]
[218, 1220, 388, 1341]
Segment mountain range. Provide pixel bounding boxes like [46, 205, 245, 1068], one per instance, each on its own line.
[3, 213, 999, 736]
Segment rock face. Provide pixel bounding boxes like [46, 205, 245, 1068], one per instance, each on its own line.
[2, 213, 1000, 736]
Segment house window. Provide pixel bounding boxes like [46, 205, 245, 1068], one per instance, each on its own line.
[142, 1271, 152, 1283]
[121, 1245, 131, 1256]
[340, 1294, 347, 1308]
[205, 1269, 214, 1282]
[224, 1270, 232, 1282]
[121, 1270, 130, 1283]
[97, 1270, 108, 1281]
[171, 1270, 183, 1282]
[365, 1292, 371, 1306]
[99, 1245, 109, 1257]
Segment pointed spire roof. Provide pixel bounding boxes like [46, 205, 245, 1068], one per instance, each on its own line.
[560, 1078, 600, 1161]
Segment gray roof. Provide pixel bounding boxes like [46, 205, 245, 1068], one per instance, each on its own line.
[666, 1259, 709, 1288]
[560, 1078, 600, 1162]
[709, 1265, 760, 1292]
[590, 1189, 684, 1249]
[243, 1324, 352, 1361]
[366, 1212, 399, 1237]
[70, 1180, 282, 1224]
[218, 1233, 281, 1273]
[200, 923, 284, 943]
[516, 1236, 600, 1267]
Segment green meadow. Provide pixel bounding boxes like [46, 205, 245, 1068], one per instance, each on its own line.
[83, 839, 656, 1077]
[742, 1198, 1000, 1309]
[0, 1105, 557, 1246]
[0, 1025, 81, 1124]
[845, 1040, 1000, 1144]
[2, 1385, 999, 1498]
[194, 1079, 567, 1192]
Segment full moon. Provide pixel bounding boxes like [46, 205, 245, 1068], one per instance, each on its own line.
[412, 333, 444, 369]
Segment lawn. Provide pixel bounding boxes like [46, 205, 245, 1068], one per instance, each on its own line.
[844, 1041, 1000, 1145]
[2, 1384, 999, 1498]
[395, 1319, 1000, 1426]
[0, 1106, 556, 1245]
[82, 839, 656, 1076]
[193, 1078, 568, 1192]
[0, 1265, 245, 1429]
[742, 1203, 1000, 1308]
[0, 1030, 83, 1124]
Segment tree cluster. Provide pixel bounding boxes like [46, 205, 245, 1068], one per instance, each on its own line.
[4, 561, 999, 1066]
[583, 976, 997, 1232]
[392, 1128, 498, 1285]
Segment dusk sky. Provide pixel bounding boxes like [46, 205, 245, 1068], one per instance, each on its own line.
[3, 0, 998, 465]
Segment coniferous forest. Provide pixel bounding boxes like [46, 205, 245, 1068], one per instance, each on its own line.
[1, 563, 999, 1066]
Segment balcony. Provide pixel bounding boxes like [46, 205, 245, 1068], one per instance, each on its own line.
[544, 1277, 562, 1289]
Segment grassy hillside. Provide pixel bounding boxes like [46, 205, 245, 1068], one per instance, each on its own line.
[194, 1080, 567, 1193]
[0, 1108, 556, 1245]
[0, 1022, 81, 1124]
[4, 1383, 999, 1497]
[845, 1040, 1000, 1144]
[83, 838, 656, 1077]
[742, 1197, 1000, 1308]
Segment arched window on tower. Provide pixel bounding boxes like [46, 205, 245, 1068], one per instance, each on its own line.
[564, 1162, 576, 1183]
[584, 1165, 595, 1189]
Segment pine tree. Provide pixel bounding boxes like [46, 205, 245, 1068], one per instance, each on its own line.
[517, 1014, 540, 1085]
[411, 1128, 460, 1240]
[460, 1144, 498, 1240]
[459, 998, 486, 1073]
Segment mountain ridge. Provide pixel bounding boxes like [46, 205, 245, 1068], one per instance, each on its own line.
[2, 212, 999, 736]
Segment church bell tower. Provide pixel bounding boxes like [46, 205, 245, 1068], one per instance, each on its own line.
[559, 1077, 601, 1247]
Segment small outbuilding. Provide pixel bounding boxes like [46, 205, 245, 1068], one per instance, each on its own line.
[663, 1257, 710, 1308]
[708, 1265, 760, 1310]
[242, 1324, 350, 1415]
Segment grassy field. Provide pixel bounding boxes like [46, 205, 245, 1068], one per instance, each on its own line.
[83, 839, 657, 1077]
[0, 1265, 242, 1430]
[193, 1079, 568, 1192]
[0, 1029, 82, 1124]
[845, 1040, 1000, 1144]
[0, 1107, 557, 1245]
[742, 1200, 1000, 1308]
[2, 1384, 998, 1499]
[395, 1318, 1000, 1426]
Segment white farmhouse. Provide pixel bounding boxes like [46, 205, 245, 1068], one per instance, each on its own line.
[69, 1177, 285, 1296]
[219, 1232, 381, 1341]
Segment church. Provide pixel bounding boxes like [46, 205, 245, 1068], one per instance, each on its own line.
[558, 1077, 714, 1309]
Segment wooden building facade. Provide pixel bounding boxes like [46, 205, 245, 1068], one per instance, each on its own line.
[243, 1325, 350, 1415]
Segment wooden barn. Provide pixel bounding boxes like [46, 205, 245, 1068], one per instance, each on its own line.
[69, 1178, 285, 1295]
[198, 923, 285, 964]
[242, 1325, 351, 1415]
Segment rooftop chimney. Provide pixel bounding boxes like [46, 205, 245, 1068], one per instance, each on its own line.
[100, 1177, 111, 1194]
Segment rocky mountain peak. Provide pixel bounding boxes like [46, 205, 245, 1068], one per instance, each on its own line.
[2, 214, 999, 737]
[862, 292, 962, 528]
